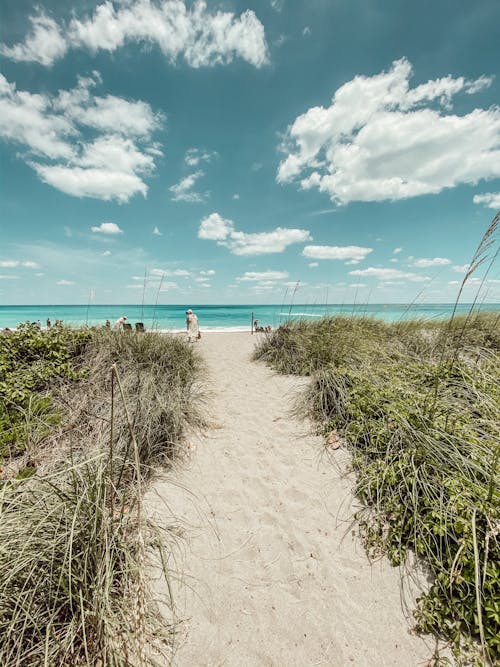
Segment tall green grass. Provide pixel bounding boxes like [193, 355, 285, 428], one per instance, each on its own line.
[0, 330, 204, 666]
[254, 312, 499, 664]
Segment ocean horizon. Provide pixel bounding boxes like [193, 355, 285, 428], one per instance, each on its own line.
[1, 303, 499, 331]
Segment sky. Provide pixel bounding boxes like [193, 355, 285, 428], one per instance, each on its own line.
[0, 0, 499, 305]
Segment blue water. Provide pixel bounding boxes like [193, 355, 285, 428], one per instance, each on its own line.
[1, 303, 499, 331]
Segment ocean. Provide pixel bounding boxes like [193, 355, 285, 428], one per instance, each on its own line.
[1, 303, 499, 331]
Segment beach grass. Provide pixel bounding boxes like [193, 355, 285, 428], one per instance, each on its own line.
[253, 312, 500, 664]
[0, 327, 205, 666]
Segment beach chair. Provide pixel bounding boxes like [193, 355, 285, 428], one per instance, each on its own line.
[135, 322, 145, 333]
[123, 322, 133, 332]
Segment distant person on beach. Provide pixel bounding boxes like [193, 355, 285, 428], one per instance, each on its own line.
[114, 316, 127, 329]
[105, 319, 111, 329]
[186, 309, 199, 342]
[46, 318, 51, 329]
[254, 320, 264, 333]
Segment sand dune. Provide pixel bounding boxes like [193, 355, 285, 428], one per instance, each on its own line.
[148, 332, 437, 666]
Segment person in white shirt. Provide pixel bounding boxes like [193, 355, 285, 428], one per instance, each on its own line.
[186, 309, 199, 342]
[114, 316, 127, 329]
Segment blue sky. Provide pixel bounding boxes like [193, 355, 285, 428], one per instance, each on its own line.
[1, 0, 499, 305]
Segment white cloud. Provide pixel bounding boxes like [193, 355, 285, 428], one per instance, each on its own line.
[271, 0, 284, 12]
[198, 213, 234, 240]
[200, 269, 215, 275]
[308, 262, 319, 267]
[57, 279, 74, 285]
[473, 192, 500, 209]
[127, 280, 179, 290]
[91, 222, 123, 234]
[102, 250, 112, 256]
[198, 212, 311, 255]
[1, 1, 269, 68]
[170, 170, 207, 202]
[0, 275, 19, 280]
[303, 245, 372, 263]
[150, 268, 191, 277]
[410, 257, 451, 267]
[393, 247, 403, 254]
[277, 58, 499, 204]
[303, 26, 311, 37]
[348, 267, 431, 282]
[33, 164, 148, 202]
[0, 73, 163, 202]
[233, 193, 240, 200]
[0, 260, 40, 268]
[153, 226, 162, 236]
[184, 147, 216, 166]
[0, 13, 67, 66]
[452, 264, 470, 273]
[237, 270, 289, 281]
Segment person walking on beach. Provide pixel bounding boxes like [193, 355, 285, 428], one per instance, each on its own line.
[186, 309, 199, 342]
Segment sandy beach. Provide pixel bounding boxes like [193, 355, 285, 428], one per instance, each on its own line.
[148, 332, 437, 666]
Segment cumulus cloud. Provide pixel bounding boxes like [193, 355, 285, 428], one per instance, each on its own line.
[198, 212, 311, 255]
[0, 13, 67, 66]
[1, 1, 268, 68]
[91, 222, 123, 234]
[150, 268, 191, 277]
[348, 267, 431, 282]
[0, 73, 163, 202]
[473, 192, 500, 209]
[184, 147, 217, 167]
[302, 245, 372, 263]
[237, 270, 289, 281]
[393, 247, 403, 254]
[452, 263, 470, 273]
[153, 226, 162, 236]
[170, 171, 207, 202]
[308, 262, 319, 267]
[277, 58, 499, 204]
[410, 257, 451, 268]
[56, 279, 74, 285]
[0, 260, 40, 268]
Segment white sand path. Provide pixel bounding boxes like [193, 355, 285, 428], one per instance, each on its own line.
[149, 333, 436, 667]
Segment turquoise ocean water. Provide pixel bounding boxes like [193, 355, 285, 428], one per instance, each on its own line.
[1, 303, 499, 331]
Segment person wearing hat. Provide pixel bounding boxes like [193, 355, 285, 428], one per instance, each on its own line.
[114, 316, 127, 329]
[186, 308, 200, 342]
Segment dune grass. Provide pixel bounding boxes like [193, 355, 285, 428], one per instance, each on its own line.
[253, 311, 500, 664]
[0, 328, 204, 666]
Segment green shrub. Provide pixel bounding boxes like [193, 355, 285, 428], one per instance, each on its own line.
[254, 313, 500, 663]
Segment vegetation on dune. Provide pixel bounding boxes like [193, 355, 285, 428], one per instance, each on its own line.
[254, 311, 500, 664]
[0, 323, 91, 469]
[0, 326, 204, 666]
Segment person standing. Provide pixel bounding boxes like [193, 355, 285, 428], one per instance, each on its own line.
[186, 309, 199, 342]
[46, 318, 51, 329]
[114, 316, 127, 329]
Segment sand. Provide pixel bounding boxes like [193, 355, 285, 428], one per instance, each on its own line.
[148, 332, 437, 666]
